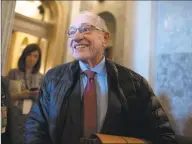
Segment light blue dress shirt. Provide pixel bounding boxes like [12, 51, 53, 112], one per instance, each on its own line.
[79, 57, 108, 132]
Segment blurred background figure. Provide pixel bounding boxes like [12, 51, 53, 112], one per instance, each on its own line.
[1, 76, 12, 144]
[6, 44, 43, 144]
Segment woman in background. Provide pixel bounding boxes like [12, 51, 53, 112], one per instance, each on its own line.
[7, 43, 43, 144]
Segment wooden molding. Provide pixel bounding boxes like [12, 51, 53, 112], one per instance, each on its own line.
[13, 13, 53, 38]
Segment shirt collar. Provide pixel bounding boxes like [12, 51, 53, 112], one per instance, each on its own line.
[79, 57, 107, 77]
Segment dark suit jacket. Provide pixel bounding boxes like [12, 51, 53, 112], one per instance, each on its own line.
[25, 59, 178, 144]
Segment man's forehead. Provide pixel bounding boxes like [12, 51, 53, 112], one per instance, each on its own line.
[71, 14, 98, 27]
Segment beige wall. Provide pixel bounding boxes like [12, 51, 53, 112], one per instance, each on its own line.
[63, 1, 81, 63]
[44, 1, 72, 73]
[123, 1, 136, 70]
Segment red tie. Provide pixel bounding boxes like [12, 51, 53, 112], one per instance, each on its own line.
[83, 70, 97, 138]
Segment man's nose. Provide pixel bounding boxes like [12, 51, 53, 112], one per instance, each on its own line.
[72, 30, 83, 42]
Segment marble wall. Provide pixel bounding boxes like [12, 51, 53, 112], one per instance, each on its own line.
[155, 1, 192, 136]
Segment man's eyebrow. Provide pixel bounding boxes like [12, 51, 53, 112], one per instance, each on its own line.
[70, 23, 90, 28]
[81, 23, 91, 26]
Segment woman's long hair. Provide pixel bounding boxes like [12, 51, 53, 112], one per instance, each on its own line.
[18, 43, 42, 74]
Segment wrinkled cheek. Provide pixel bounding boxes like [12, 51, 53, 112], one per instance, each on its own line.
[68, 40, 74, 54]
[68, 39, 73, 48]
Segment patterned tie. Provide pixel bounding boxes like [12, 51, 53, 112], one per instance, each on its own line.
[83, 70, 97, 138]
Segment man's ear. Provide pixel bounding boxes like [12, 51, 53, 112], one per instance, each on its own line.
[103, 32, 110, 43]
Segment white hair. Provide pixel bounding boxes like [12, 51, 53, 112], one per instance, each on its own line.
[76, 11, 108, 32]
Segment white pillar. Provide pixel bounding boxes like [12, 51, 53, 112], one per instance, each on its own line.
[124, 1, 156, 86]
[1, 1, 16, 76]
[132, 1, 153, 81]
[1, 1, 15, 75]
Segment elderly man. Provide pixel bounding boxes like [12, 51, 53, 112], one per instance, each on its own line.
[25, 11, 178, 144]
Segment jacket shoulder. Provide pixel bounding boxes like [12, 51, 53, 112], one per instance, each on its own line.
[44, 62, 73, 81]
[8, 68, 19, 74]
[7, 68, 20, 79]
[114, 63, 143, 83]
[1, 76, 9, 87]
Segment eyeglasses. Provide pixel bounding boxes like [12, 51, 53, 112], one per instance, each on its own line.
[66, 25, 105, 38]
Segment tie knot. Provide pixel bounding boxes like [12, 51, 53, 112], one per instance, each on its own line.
[84, 70, 95, 79]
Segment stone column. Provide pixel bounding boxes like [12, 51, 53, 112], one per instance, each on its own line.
[1, 1, 16, 75]
[125, 1, 154, 82]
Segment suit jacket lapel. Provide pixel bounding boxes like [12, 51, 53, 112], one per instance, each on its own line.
[100, 75, 122, 134]
[69, 76, 82, 127]
[60, 63, 83, 144]
[54, 60, 80, 122]
[53, 61, 81, 144]
[100, 59, 130, 134]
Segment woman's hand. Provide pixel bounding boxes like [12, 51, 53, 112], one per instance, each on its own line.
[11, 90, 30, 101]
[20, 90, 31, 98]
[21, 89, 40, 97]
[29, 90, 40, 97]
[11, 89, 40, 101]
[28, 89, 40, 100]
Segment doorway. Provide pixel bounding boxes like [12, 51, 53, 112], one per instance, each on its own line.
[99, 12, 116, 60]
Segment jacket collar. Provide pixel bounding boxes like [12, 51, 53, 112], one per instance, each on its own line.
[79, 57, 107, 77]
[69, 58, 118, 82]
